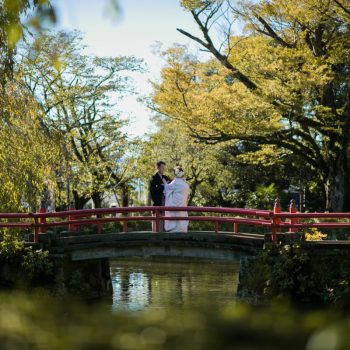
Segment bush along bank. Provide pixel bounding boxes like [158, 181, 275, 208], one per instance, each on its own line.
[0, 233, 112, 299]
[238, 243, 350, 310]
[0, 233, 54, 289]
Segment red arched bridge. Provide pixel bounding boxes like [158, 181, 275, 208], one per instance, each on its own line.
[3, 202, 350, 300]
[0, 205, 350, 252]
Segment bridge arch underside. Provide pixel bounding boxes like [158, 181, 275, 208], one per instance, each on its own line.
[46, 232, 264, 262]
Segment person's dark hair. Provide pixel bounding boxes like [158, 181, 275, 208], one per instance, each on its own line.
[174, 165, 183, 172]
[156, 161, 166, 167]
[173, 165, 185, 178]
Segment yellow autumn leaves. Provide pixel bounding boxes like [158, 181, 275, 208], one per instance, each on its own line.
[0, 79, 57, 211]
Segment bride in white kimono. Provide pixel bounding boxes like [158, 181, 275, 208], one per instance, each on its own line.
[164, 166, 190, 232]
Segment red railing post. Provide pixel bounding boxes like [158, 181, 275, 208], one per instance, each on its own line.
[215, 221, 219, 234]
[271, 198, 281, 243]
[33, 215, 39, 243]
[155, 210, 160, 233]
[123, 220, 128, 233]
[121, 209, 128, 233]
[288, 199, 298, 233]
[68, 202, 77, 232]
[96, 208, 103, 234]
[233, 222, 238, 233]
[39, 202, 47, 234]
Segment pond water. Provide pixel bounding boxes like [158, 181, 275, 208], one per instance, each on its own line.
[108, 258, 240, 311]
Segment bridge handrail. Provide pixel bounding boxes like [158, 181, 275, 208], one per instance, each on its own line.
[0, 216, 271, 228]
[0, 206, 273, 219]
[273, 212, 350, 219]
[1, 205, 350, 243]
[3, 217, 350, 228]
[0, 206, 274, 242]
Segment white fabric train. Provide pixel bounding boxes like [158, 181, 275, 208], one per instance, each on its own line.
[164, 178, 190, 232]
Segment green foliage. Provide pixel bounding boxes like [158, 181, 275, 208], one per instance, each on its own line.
[1, 1, 131, 212]
[332, 274, 350, 310]
[0, 79, 56, 212]
[149, 46, 318, 209]
[157, 0, 350, 211]
[246, 183, 278, 209]
[0, 0, 54, 85]
[1, 292, 350, 349]
[139, 114, 302, 208]
[242, 244, 350, 309]
[17, 30, 144, 209]
[181, 0, 212, 10]
[0, 233, 53, 287]
[137, 115, 227, 205]
[21, 248, 53, 282]
[1, 0, 121, 63]
[0, 233, 25, 262]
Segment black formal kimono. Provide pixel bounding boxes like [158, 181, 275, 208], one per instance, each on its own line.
[149, 172, 171, 206]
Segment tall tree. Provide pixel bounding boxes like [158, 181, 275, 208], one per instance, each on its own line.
[0, 1, 58, 212]
[0, 78, 56, 211]
[154, 0, 350, 211]
[137, 114, 225, 205]
[140, 112, 318, 209]
[18, 31, 143, 208]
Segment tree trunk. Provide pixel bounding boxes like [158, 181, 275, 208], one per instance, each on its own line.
[91, 192, 103, 209]
[72, 190, 90, 210]
[121, 185, 129, 207]
[325, 90, 350, 212]
[324, 154, 350, 212]
[188, 181, 200, 206]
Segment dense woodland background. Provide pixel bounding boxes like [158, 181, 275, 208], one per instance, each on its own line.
[0, 0, 349, 212]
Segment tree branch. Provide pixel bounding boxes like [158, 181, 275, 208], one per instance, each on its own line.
[177, 9, 258, 90]
[255, 15, 294, 48]
[333, 0, 350, 16]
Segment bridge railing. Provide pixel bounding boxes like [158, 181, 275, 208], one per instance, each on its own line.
[1, 204, 350, 243]
[0, 206, 273, 242]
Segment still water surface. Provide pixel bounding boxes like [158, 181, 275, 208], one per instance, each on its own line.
[108, 258, 240, 311]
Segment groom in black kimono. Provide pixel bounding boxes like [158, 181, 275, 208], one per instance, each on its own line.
[149, 161, 171, 206]
[149, 161, 171, 231]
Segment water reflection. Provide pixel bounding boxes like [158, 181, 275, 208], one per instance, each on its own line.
[110, 258, 240, 311]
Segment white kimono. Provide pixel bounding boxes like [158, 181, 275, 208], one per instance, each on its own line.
[164, 178, 190, 232]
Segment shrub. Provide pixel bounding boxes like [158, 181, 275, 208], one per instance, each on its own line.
[0, 232, 54, 288]
[304, 228, 327, 241]
[242, 244, 350, 309]
[21, 248, 54, 284]
[0, 233, 25, 262]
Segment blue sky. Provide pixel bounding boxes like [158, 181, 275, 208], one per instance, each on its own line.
[51, 0, 205, 137]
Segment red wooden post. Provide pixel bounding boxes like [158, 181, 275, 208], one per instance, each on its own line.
[39, 202, 47, 234]
[123, 220, 128, 233]
[155, 210, 160, 233]
[288, 199, 298, 233]
[96, 207, 103, 234]
[233, 222, 238, 233]
[68, 202, 77, 232]
[215, 221, 219, 234]
[34, 216, 39, 243]
[121, 210, 128, 233]
[272, 198, 281, 243]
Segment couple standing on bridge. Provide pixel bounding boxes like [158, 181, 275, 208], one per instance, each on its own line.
[149, 161, 190, 232]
